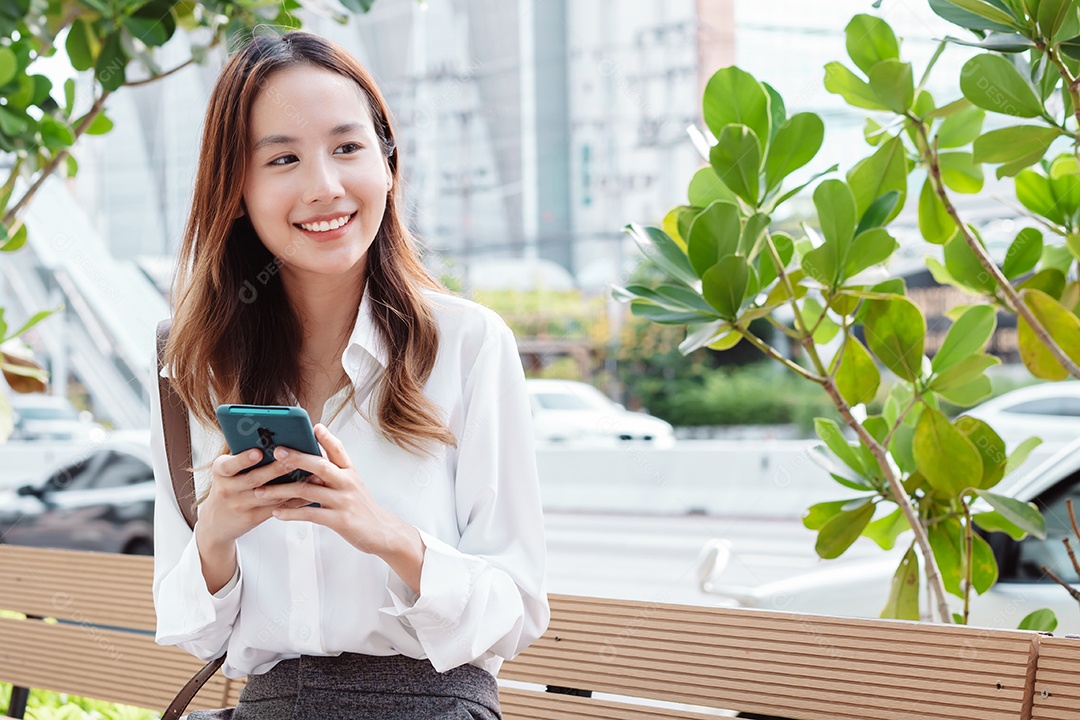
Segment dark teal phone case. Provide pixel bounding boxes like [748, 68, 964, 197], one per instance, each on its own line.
[215, 404, 321, 485]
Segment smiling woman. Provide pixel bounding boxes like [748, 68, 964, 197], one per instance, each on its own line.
[153, 30, 548, 720]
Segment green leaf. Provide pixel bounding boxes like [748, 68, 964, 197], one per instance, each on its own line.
[95, 32, 127, 93]
[1005, 436, 1043, 475]
[86, 113, 114, 136]
[864, 296, 926, 381]
[771, 164, 839, 210]
[0, 223, 26, 252]
[815, 500, 875, 559]
[1018, 609, 1058, 632]
[960, 53, 1043, 118]
[65, 18, 97, 72]
[813, 179, 858, 259]
[804, 297, 840, 344]
[863, 508, 910, 552]
[939, 0, 1020, 28]
[918, 177, 957, 245]
[931, 0, 1018, 30]
[954, 415, 1007, 488]
[340, 0, 376, 10]
[629, 300, 714, 325]
[123, 0, 177, 47]
[931, 355, 999, 406]
[803, 500, 852, 530]
[973, 125, 1063, 178]
[914, 405, 983, 497]
[847, 137, 908, 222]
[703, 67, 772, 154]
[844, 227, 898, 279]
[763, 82, 787, 139]
[845, 14, 901, 75]
[815, 418, 868, 476]
[1018, 288, 1080, 380]
[869, 60, 915, 113]
[928, 517, 965, 597]
[1037, 0, 1072, 41]
[936, 106, 985, 148]
[3, 308, 54, 341]
[944, 231, 996, 293]
[758, 232, 794, 289]
[933, 304, 997, 372]
[764, 113, 824, 192]
[970, 532, 999, 594]
[0, 105, 28, 136]
[1061, 34, 1080, 61]
[740, 212, 772, 258]
[688, 167, 738, 207]
[829, 336, 881, 405]
[1017, 268, 1067, 299]
[939, 152, 984, 194]
[1040, 244, 1074, 274]
[856, 190, 901, 236]
[710, 125, 762, 205]
[0, 46, 15, 86]
[824, 62, 889, 110]
[702, 256, 750, 320]
[687, 201, 741, 278]
[973, 509, 1031, 541]
[975, 490, 1047, 539]
[63, 78, 76, 117]
[624, 223, 699, 287]
[943, 32, 1038, 52]
[890, 423, 917, 473]
[39, 117, 75, 152]
[881, 545, 920, 619]
[1015, 168, 1066, 224]
[1002, 227, 1043, 279]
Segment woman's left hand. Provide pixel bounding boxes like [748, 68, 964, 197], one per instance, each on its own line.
[255, 424, 420, 565]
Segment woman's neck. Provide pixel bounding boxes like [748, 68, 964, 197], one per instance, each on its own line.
[281, 265, 365, 370]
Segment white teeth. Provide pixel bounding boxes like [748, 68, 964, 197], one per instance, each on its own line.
[299, 213, 351, 232]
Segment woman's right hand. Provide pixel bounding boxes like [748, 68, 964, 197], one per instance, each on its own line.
[193, 449, 307, 593]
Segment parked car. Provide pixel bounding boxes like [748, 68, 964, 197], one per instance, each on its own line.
[526, 379, 675, 448]
[697, 437, 1080, 632]
[0, 436, 154, 554]
[965, 381, 1080, 449]
[9, 394, 106, 442]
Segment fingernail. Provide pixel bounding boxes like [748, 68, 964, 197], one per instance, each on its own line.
[275, 447, 289, 459]
[249, 449, 261, 461]
[253, 487, 265, 498]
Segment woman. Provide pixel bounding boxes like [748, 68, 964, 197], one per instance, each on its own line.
[151, 30, 549, 719]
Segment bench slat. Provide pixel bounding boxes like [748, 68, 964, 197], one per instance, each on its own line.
[0, 616, 230, 713]
[1032, 636, 1080, 720]
[0, 546, 156, 631]
[499, 686, 723, 720]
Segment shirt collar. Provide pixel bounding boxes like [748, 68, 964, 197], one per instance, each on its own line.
[342, 285, 388, 378]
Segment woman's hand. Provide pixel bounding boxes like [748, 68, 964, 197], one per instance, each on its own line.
[254, 424, 426, 593]
[193, 450, 309, 593]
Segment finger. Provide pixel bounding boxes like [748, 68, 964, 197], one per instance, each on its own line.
[254, 479, 331, 506]
[271, 505, 326, 524]
[273, 446, 341, 483]
[238, 459, 304, 490]
[314, 424, 353, 469]
[213, 449, 265, 478]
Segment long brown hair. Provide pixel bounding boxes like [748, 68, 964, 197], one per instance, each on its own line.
[167, 30, 455, 456]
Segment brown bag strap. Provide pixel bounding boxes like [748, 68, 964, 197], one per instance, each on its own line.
[156, 320, 228, 716]
[156, 319, 197, 531]
[162, 655, 227, 720]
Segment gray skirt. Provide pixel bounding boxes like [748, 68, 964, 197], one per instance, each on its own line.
[186, 653, 501, 720]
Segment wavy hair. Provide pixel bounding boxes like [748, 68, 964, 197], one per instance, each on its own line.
[167, 30, 455, 456]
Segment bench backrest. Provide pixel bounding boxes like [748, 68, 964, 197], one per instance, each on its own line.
[0, 545, 1072, 720]
[499, 594, 1042, 720]
[0, 545, 241, 713]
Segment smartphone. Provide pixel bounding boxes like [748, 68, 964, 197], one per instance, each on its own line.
[215, 404, 321, 485]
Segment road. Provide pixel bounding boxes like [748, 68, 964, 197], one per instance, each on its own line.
[543, 510, 886, 606]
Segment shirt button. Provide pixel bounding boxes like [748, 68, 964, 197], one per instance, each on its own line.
[297, 625, 310, 640]
[297, 525, 308, 540]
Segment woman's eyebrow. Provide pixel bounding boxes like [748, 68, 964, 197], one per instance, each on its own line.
[253, 122, 369, 152]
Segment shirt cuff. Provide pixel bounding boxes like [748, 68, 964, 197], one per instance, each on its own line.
[213, 564, 241, 599]
[382, 528, 473, 631]
[156, 534, 242, 643]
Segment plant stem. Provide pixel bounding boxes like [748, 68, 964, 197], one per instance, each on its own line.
[2, 92, 111, 230]
[882, 395, 919, 448]
[735, 327, 824, 383]
[817, 373, 954, 623]
[1044, 43, 1080, 134]
[124, 58, 197, 88]
[912, 116, 1080, 380]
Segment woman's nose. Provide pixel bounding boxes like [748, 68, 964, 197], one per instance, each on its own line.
[303, 156, 344, 204]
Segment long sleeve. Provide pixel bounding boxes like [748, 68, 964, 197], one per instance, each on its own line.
[149, 358, 242, 661]
[381, 322, 550, 673]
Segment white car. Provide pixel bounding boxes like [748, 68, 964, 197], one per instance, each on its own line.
[9, 394, 106, 442]
[964, 381, 1080, 449]
[526, 379, 675, 448]
[698, 438, 1080, 632]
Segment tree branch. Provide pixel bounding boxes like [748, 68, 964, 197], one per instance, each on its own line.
[124, 57, 197, 88]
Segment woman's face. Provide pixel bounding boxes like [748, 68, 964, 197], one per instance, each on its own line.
[242, 65, 391, 289]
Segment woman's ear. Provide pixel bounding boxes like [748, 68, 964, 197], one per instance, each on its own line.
[234, 199, 247, 219]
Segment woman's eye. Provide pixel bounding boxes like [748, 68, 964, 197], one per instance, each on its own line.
[335, 143, 362, 155]
[269, 154, 297, 166]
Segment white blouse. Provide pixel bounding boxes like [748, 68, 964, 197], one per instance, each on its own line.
[151, 288, 550, 679]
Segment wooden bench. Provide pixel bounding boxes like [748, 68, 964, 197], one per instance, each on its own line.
[0, 545, 1076, 719]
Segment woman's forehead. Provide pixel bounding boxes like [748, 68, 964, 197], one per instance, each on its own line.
[249, 66, 375, 137]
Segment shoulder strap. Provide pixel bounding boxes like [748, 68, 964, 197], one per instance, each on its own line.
[156, 319, 197, 531]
